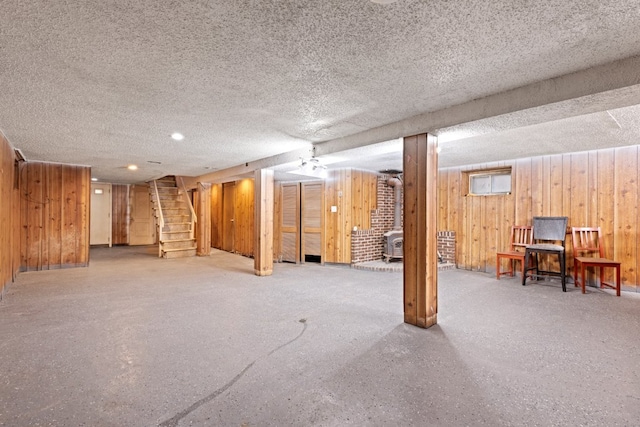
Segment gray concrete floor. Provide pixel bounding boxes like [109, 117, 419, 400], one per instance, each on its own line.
[1, 246, 639, 426]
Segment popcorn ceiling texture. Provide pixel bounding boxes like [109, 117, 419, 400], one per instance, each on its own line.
[1, 1, 640, 182]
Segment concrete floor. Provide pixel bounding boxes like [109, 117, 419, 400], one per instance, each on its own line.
[1, 246, 639, 426]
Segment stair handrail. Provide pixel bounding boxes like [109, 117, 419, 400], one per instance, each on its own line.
[178, 176, 198, 224]
[153, 179, 165, 234]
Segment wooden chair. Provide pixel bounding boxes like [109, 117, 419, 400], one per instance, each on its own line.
[496, 225, 533, 279]
[571, 227, 621, 296]
[523, 216, 569, 291]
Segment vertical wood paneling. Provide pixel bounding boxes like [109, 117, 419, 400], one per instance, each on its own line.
[541, 156, 551, 216]
[587, 152, 598, 227]
[549, 155, 564, 216]
[567, 152, 589, 275]
[324, 170, 341, 263]
[196, 183, 212, 256]
[12, 156, 20, 277]
[20, 162, 90, 271]
[514, 158, 531, 225]
[233, 178, 255, 257]
[0, 134, 21, 295]
[437, 169, 449, 230]
[459, 181, 469, 269]
[77, 166, 90, 265]
[470, 196, 481, 270]
[26, 162, 44, 269]
[440, 147, 639, 290]
[273, 182, 282, 261]
[61, 165, 77, 266]
[597, 150, 615, 283]
[531, 157, 544, 217]
[221, 182, 235, 252]
[319, 168, 377, 264]
[367, 171, 378, 224]
[351, 169, 363, 229]
[350, 169, 377, 230]
[48, 164, 62, 265]
[484, 193, 498, 272]
[210, 183, 223, 249]
[614, 146, 638, 286]
[111, 184, 130, 245]
[562, 155, 572, 221]
[570, 152, 589, 228]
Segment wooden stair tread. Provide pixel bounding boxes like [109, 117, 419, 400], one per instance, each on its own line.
[162, 247, 196, 252]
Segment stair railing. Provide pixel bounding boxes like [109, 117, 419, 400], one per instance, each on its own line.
[178, 176, 197, 239]
[153, 180, 165, 257]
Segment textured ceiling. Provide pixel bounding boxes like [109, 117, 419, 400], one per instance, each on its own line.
[1, 1, 640, 183]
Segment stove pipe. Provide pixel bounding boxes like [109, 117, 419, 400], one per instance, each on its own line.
[387, 177, 402, 230]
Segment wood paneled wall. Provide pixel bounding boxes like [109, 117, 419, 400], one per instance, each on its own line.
[233, 178, 254, 257]
[211, 183, 223, 249]
[273, 182, 282, 261]
[439, 147, 639, 289]
[0, 134, 20, 296]
[195, 183, 212, 256]
[19, 162, 91, 271]
[273, 169, 378, 264]
[216, 168, 379, 265]
[324, 168, 378, 264]
[111, 184, 129, 245]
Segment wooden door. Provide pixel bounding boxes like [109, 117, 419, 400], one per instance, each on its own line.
[90, 183, 112, 246]
[129, 184, 155, 245]
[301, 182, 324, 264]
[222, 182, 235, 252]
[281, 183, 300, 263]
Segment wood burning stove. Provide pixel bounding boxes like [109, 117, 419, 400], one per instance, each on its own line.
[383, 230, 403, 263]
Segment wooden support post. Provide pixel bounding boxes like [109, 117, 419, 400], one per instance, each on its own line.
[196, 182, 212, 256]
[403, 133, 438, 328]
[254, 169, 274, 276]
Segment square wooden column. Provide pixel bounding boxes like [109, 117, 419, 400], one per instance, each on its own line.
[254, 169, 274, 276]
[403, 133, 438, 328]
[196, 182, 211, 256]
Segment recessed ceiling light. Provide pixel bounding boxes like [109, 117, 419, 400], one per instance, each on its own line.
[91, 177, 98, 182]
[127, 164, 138, 170]
[370, 0, 398, 4]
[171, 132, 184, 141]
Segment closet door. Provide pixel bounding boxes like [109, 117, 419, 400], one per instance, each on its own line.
[90, 183, 112, 246]
[281, 183, 300, 263]
[301, 182, 324, 264]
[129, 184, 155, 245]
[222, 182, 235, 252]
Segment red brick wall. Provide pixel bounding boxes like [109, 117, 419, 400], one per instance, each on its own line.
[437, 231, 456, 264]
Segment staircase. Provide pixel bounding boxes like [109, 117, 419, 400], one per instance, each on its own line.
[150, 176, 197, 258]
